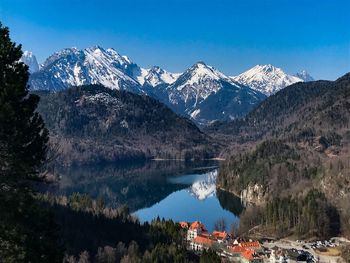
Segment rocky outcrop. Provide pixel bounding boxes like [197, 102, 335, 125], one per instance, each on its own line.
[240, 184, 266, 206]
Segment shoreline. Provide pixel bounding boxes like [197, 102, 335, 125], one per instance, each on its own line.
[151, 157, 226, 161]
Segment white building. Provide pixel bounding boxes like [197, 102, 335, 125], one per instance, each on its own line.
[187, 221, 207, 241]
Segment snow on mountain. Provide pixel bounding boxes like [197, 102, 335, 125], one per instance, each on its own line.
[165, 62, 235, 106]
[231, 64, 304, 96]
[294, 70, 314, 82]
[189, 170, 218, 200]
[27, 47, 293, 125]
[29, 46, 142, 92]
[20, 51, 39, 73]
[141, 66, 180, 87]
[29, 46, 181, 93]
[158, 61, 266, 125]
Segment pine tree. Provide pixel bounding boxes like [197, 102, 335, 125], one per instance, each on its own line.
[0, 23, 48, 186]
[0, 22, 63, 262]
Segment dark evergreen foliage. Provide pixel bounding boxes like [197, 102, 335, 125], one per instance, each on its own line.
[35, 85, 219, 165]
[215, 72, 350, 239]
[239, 190, 340, 239]
[0, 22, 63, 262]
[199, 249, 221, 263]
[0, 23, 48, 185]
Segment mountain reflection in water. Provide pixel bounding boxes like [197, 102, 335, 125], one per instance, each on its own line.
[45, 160, 243, 231]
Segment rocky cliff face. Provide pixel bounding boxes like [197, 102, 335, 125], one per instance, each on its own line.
[240, 184, 266, 206]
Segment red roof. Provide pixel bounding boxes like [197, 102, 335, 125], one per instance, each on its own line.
[239, 241, 261, 249]
[190, 221, 207, 231]
[193, 236, 213, 246]
[212, 231, 228, 240]
[241, 249, 254, 260]
[230, 246, 247, 253]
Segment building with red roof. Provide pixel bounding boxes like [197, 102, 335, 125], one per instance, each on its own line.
[187, 221, 207, 241]
[239, 241, 261, 250]
[230, 245, 247, 254]
[212, 231, 228, 243]
[190, 235, 214, 252]
[229, 246, 263, 262]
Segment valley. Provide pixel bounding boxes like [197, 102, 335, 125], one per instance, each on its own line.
[30, 59, 350, 260]
[25, 46, 350, 243]
[1, 14, 349, 261]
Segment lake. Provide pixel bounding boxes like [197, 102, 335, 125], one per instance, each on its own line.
[47, 160, 243, 232]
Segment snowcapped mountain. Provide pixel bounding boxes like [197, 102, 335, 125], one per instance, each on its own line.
[138, 66, 180, 87]
[157, 62, 266, 125]
[29, 46, 143, 93]
[294, 70, 314, 82]
[231, 64, 304, 96]
[189, 170, 217, 200]
[166, 61, 233, 104]
[29, 47, 313, 125]
[162, 62, 223, 109]
[20, 51, 39, 73]
[28, 46, 182, 94]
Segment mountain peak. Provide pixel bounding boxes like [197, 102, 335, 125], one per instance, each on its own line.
[30, 46, 141, 91]
[87, 45, 104, 51]
[294, 70, 314, 82]
[258, 63, 274, 69]
[185, 62, 228, 82]
[194, 61, 207, 66]
[20, 50, 39, 73]
[149, 65, 164, 73]
[254, 64, 282, 74]
[232, 64, 303, 95]
[141, 66, 179, 87]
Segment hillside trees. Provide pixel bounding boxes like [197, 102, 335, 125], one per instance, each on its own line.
[238, 190, 340, 239]
[0, 22, 63, 262]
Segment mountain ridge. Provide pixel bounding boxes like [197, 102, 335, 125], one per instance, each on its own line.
[231, 64, 305, 96]
[23, 47, 312, 125]
[153, 61, 266, 125]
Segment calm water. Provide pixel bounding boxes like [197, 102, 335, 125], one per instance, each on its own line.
[47, 160, 243, 232]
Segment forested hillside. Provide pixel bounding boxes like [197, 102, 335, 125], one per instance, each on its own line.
[208, 75, 349, 143]
[215, 73, 350, 239]
[0, 23, 207, 262]
[35, 85, 219, 165]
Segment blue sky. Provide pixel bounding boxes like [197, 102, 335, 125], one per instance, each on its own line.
[1, 0, 349, 80]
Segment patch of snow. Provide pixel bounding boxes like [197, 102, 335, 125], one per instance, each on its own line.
[31, 46, 142, 92]
[140, 66, 180, 87]
[190, 109, 201, 119]
[20, 51, 39, 73]
[231, 64, 304, 96]
[189, 170, 217, 200]
[78, 92, 123, 108]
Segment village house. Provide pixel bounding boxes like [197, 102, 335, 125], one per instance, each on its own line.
[190, 235, 214, 252]
[228, 241, 263, 262]
[186, 221, 207, 241]
[212, 230, 229, 243]
[180, 220, 264, 261]
[239, 241, 261, 251]
[229, 246, 263, 263]
[240, 249, 264, 263]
